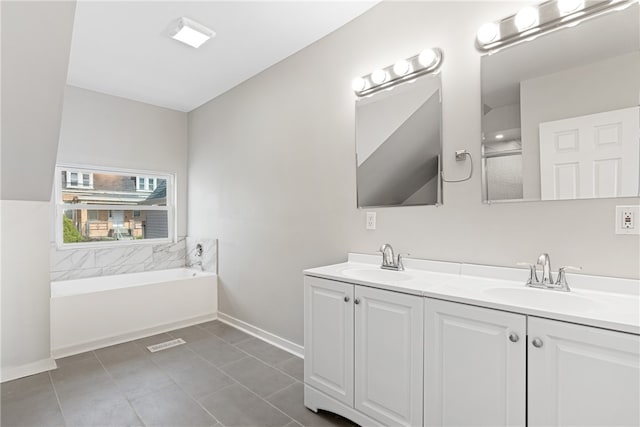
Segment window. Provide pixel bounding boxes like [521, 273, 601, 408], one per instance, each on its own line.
[136, 176, 158, 192]
[64, 170, 93, 189]
[56, 165, 175, 247]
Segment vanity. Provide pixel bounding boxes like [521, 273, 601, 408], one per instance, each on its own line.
[303, 254, 640, 427]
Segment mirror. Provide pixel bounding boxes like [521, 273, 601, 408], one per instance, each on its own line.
[481, 4, 639, 203]
[356, 75, 442, 207]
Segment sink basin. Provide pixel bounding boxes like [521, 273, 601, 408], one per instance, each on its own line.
[483, 287, 600, 312]
[342, 268, 412, 282]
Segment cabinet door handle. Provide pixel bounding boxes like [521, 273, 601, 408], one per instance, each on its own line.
[354, 298, 361, 305]
[344, 296, 350, 303]
[532, 337, 543, 348]
[509, 332, 519, 343]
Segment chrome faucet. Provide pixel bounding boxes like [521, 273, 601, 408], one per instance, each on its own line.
[518, 253, 581, 292]
[379, 243, 405, 271]
[537, 253, 553, 285]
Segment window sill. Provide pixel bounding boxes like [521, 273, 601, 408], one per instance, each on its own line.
[56, 237, 174, 251]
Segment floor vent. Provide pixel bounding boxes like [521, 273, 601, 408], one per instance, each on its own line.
[146, 338, 186, 353]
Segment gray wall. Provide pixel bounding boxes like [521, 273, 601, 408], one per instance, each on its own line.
[57, 86, 189, 237]
[188, 1, 640, 346]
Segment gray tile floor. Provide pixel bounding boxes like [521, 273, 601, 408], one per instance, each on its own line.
[1, 320, 358, 427]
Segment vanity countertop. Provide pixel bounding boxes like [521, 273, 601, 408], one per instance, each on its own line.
[304, 253, 640, 335]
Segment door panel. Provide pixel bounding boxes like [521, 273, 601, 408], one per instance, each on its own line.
[355, 286, 423, 427]
[528, 316, 640, 427]
[304, 276, 354, 405]
[424, 298, 526, 427]
[539, 106, 639, 200]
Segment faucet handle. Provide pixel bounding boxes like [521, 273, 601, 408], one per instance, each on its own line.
[555, 266, 581, 290]
[397, 253, 410, 270]
[517, 262, 538, 285]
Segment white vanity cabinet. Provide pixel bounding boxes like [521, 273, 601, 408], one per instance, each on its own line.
[424, 298, 526, 427]
[304, 275, 424, 427]
[528, 316, 640, 427]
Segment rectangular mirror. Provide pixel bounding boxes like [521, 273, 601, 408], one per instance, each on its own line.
[356, 75, 442, 207]
[481, 4, 639, 203]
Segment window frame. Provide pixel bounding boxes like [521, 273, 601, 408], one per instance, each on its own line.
[55, 164, 176, 250]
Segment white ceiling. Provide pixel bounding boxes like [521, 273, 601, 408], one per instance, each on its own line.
[67, 1, 378, 112]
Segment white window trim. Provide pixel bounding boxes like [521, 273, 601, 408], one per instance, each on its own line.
[55, 164, 176, 250]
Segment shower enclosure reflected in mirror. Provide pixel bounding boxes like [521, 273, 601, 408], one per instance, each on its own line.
[356, 75, 442, 207]
[481, 4, 639, 203]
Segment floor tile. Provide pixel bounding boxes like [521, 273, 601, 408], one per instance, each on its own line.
[50, 355, 112, 397]
[199, 383, 292, 427]
[1, 373, 65, 427]
[169, 325, 212, 343]
[200, 320, 252, 344]
[188, 335, 246, 367]
[58, 383, 142, 427]
[275, 356, 304, 381]
[130, 383, 217, 427]
[221, 356, 296, 398]
[107, 356, 175, 400]
[163, 357, 235, 400]
[95, 341, 147, 368]
[236, 337, 297, 366]
[267, 382, 358, 427]
[55, 351, 97, 367]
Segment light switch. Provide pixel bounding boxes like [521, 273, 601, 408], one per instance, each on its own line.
[366, 212, 376, 230]
[615, 206, 640, 235]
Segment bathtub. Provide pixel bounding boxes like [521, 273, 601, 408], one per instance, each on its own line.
[51, 268, 217, 357]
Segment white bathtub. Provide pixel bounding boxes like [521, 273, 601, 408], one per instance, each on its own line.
[51, 268, 217, 357]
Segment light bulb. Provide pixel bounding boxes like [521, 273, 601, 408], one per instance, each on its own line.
[418, 49, 437, 67]
[393, 59, 410, 76]
[352, 77, 367, 92]
[371, 69, 388, 85]
[495, 134, 504, 139]
[514, 7, 538, 31]
[557, 0, 584, 14]
[477, 22, 500, 44]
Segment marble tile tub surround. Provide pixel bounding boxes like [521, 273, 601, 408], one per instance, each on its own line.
[50, 237, 218, 281]
[49, 238, 187, 281]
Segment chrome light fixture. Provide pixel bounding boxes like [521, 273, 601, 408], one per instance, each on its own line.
[476, 0, 637, 52]
[170, 17, 215, 48]
[352, 47, 443, 97]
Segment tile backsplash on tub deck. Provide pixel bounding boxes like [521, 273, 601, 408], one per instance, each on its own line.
[50, 238, 188, 281]
[186, 237, 217, 273]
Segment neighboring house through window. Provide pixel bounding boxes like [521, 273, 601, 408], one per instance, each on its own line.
[56, 165, 175, 246]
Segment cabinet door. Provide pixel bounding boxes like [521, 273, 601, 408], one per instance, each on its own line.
[304, 276, 354, 406]
[424, 298, 526, 427]
[528, 316, 640, 427]
[354, 286, 423, 427]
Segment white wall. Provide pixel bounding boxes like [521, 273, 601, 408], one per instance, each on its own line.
[57, 85, 189, 237]
[187, 1, 639, 346]
[1, 201, 57, 381]
[1, 1, 76, 381]
[1, 1, 76, 201]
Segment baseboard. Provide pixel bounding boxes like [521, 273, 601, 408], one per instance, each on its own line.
[51, 312, 218, 359]
[1, 357, 58, 383]
[218, 312, 304, 358]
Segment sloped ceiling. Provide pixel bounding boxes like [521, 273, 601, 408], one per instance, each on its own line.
[66, 1, 378, 112]
[1, 1, 76, 201]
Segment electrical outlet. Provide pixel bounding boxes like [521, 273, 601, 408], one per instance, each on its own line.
[615, 206, 640, 235]
[366, 212, 376, 230]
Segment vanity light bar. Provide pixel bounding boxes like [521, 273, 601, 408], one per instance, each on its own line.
[352, 48, 443, 97]
[476, 0, 637, 52]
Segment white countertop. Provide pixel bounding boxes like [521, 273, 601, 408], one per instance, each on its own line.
[304, 253, 640, 335]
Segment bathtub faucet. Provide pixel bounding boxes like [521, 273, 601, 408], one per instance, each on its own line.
[188, 243, 204, 271]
